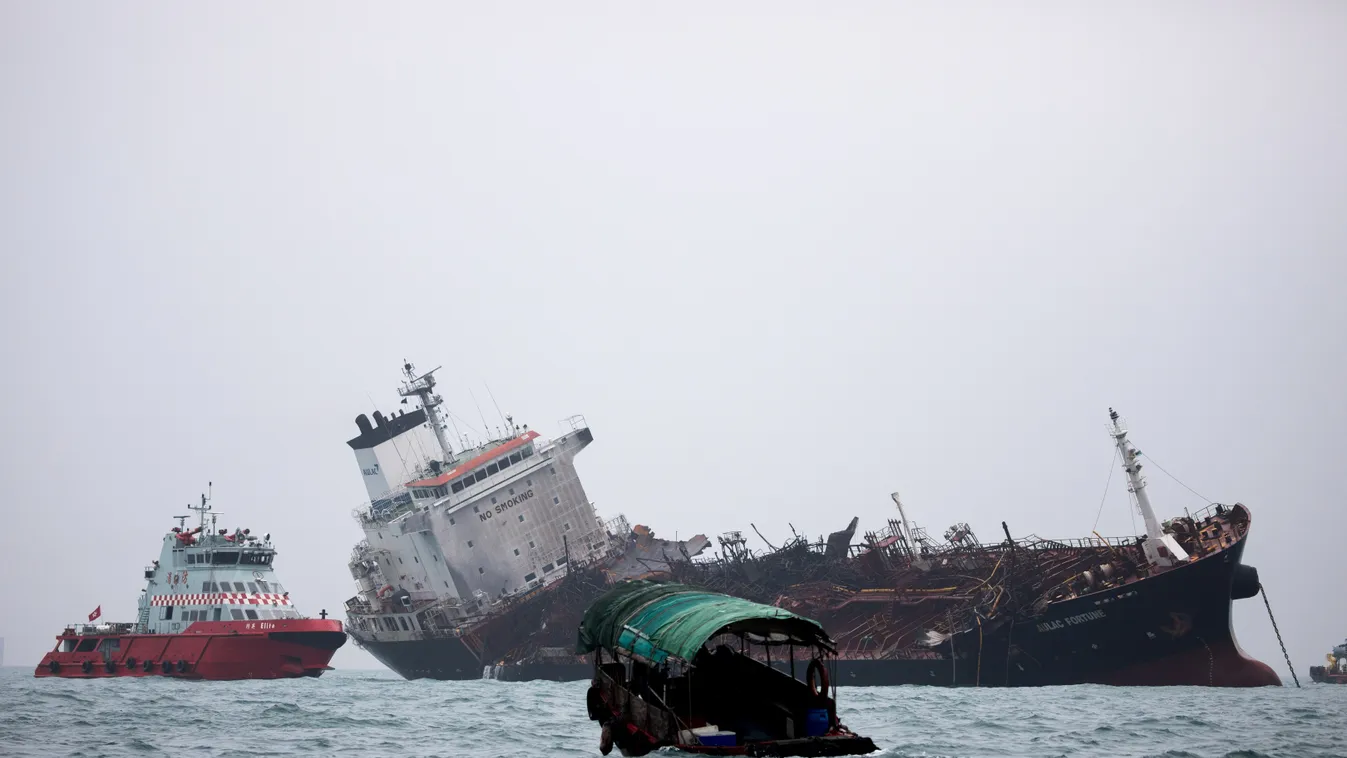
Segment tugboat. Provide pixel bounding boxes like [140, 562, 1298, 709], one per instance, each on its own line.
[35, 488, 345, 679]
[1309, 640, 1347, 684]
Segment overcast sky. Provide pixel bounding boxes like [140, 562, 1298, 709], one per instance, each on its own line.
[2, 2, 1343, 679]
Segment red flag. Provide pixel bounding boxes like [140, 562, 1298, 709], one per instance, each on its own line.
[88, 605, 101, 622]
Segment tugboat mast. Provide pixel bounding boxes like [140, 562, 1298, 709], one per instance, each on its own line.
[399, 360, 455, 462]
[1108, 408, 1189, 568]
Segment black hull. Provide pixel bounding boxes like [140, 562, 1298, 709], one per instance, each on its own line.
[353, 635, 483, 680]
[353, 522, 1279, 687]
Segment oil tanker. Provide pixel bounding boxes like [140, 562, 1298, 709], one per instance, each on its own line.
[341, 363, 1280, 686]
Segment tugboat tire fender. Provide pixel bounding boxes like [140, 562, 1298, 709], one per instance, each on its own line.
[105, 661, 116, 674]
[48, 660, 59, 673]
[162, 660, 173, 674]
[143, 660, 154, 672]
[126, 657, 137, 670]
[81, 660, 92, 674]
[807, 657, 830, 698]
[177, 660, 188, 673]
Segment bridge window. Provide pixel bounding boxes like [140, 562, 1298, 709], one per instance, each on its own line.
[486, 463, 499, 475]
[498, 457, 512, 470]
[398, 617, 409, 631]
[524, 572, 537, 582]
[231, 609, 245, 620]
[187, 554, 197, 564]
[233, 582, 246, 592]
[247, 582, 259, 594]
[522, 448, 533, 459]
[557, 556, 567, 565]
[475, 468, 487, 480]
[510, 453, 522, 464]
[212, 552, 239, 565]
[245, 610, 259, 620]
[451, 481, 464, 493]
[542, 563, 554, 573]
[201, 582, 211, 592]
[76, 638, 98, 652]
[163, 606, 174, 620]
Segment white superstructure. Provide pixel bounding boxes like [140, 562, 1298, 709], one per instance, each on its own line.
[344, 361, 621, 645]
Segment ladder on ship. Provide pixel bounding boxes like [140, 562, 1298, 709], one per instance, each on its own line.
[136, 603, 150, 632]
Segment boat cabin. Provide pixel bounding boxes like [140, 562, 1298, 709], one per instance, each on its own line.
[577, 580, 878, 757]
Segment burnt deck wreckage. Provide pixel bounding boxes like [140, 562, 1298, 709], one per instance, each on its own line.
[669, 410, 1284, 687]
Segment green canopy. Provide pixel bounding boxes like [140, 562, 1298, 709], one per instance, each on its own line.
[575, 580, 833, 666]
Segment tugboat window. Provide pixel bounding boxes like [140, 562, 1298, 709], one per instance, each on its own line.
[398, 617, 409, 631]
[233, 582, 246, 592]
[257, 579, 270, 592]
[230, 609, 245, 620]
[510, 453, 522, 464]
[247, 582, 259, 594]
[163, 606, 174, 620]
[201, 582, 211, 592]
[76, 639, 98, 652]
[212, 608, 222, 621]
[486, 463, 499, 475]
[245, 610, 259, 620]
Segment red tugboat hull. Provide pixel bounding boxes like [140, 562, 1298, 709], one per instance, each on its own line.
[34, 619, 345, 680]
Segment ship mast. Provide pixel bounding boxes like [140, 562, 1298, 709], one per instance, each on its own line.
[1108, 408, 1188, 568]
[400, 360, 455, 462]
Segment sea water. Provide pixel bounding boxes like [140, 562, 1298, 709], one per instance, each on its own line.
[1, 667, 1341, 757]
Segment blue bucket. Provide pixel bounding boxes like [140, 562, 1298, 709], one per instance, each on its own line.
[805, 708, 829, 737]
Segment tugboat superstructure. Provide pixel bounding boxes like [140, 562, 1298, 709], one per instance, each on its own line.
[35, 489, 345, 679]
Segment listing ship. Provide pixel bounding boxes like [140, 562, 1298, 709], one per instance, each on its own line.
[343, 368, 1282, 687]
[343, 362, 710, 680]
[1309, 640, 1347, 684]
[36, 490, 345, 679]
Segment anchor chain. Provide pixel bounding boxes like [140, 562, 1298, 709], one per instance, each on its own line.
[1260, 584, 1300, 688]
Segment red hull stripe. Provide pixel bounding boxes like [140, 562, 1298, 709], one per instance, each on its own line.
[150, 593, 293, 606]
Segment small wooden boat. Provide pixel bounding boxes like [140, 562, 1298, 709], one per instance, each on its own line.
[577, 580, 879, 757]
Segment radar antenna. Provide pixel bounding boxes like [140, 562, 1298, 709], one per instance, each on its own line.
[399, 360, 455, 461]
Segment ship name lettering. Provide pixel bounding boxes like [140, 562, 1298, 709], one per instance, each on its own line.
[480, 489, 535, 521]
[1036, 609, 1106, 633]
